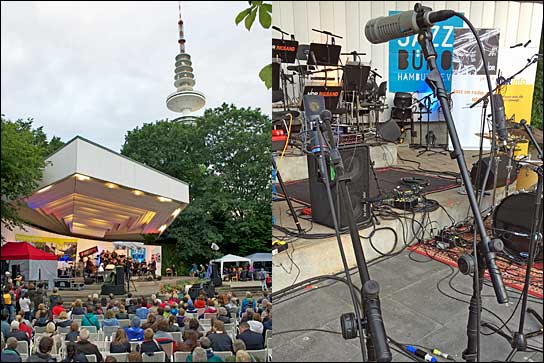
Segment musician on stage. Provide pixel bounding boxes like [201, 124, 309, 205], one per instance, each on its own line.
[149, 257, 157, 279]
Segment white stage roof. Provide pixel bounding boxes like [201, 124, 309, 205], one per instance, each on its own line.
[17, 136, 189, 241]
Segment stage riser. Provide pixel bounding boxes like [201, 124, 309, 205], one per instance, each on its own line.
[273, 185, 509, 292]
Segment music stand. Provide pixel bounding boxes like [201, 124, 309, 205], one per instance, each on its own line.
[272, 38, 299, 63]
[342, 62, 371, 132]
[307, 43, 341, 66]
[301, 86, 342, 113]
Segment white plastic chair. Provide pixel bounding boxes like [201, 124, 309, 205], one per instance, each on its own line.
[142, 351, 166, 362]
[82, 325, 98, 333]
[16, 340, 29, 354]
[85, 354, 98, 362]
[248, 349, 268, 362]
[174, 351, 190, 362]
[103, 325, 119, 339]
[119, 319, 131, 328]
[215, 351, 234, 359]
[109, 352, 129, 362]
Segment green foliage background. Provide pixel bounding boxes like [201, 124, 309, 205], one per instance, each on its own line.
[1, 116, 64, 234]
[530, 36, 543, 130]
[121, 104, 271, 274]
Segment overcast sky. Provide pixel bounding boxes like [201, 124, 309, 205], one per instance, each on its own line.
[1, 1, 271, 151]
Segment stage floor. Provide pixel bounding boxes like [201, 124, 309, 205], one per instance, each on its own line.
[270, 249, 544, 362]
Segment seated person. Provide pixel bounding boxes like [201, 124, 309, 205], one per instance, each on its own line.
[125, 316, 144, 341]
[110, 328, 131, 353]
[187, 339, 222, 362]
[194, 295, 207, 309]
[65, 321, 80, 342]
[102, 309, 120, 328]
[176, 308, 186, 328]
[116, 305, 129, 320]
[56, 311, 73, 328]
[166, 315, 180, 332]
[1, 337, 23, 362]
[71, 299, 86, 316]
[52, 299, 65, 317]
[217, 307, 231, 324]
[153, 319, 173, 340]
[81, 305, 101, 331]
[177, 329, 199, 352]
[207, 320, 233, 353]
[62, 342, 89, 362]
[138, 328, 169, 362]
[238, 321, 264, 350]
[75, 328, 103, 362]
[5, 321, 29, 344]
[27, 336, 55, 362]
[135, 303, 149, 320]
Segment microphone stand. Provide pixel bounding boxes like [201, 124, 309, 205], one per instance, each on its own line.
[482, 120, 543, 361]
[416, 26, 509, 363]
[308, 114, 391, 362]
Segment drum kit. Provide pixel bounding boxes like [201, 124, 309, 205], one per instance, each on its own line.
[474, 129, 543, 261]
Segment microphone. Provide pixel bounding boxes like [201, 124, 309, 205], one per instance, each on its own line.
[492, 94, 508, 145]
[365, 5, 456, 44]
[272, 25, 289, 37]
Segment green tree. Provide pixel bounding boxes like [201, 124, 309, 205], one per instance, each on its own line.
[1, 116, 64, 234]
[235, 1, 272, 89]
[121, 104, 271, 270]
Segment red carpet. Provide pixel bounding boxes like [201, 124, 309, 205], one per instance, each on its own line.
[409, 239, 543, 299]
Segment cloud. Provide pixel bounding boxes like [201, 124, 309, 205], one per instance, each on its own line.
[1, 1, 271, 151]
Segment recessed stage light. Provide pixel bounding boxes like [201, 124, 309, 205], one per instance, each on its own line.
[172, 208, 182, 218]
[105, 183, 119, 189]
[37, 185, 53, 193]
[132, 190, 144, 196]
[74, 174, 90, 181]
[158, 224, 167, 233]
[157, 196, 172, 202]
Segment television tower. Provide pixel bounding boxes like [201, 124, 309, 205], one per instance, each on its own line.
[166, 2, 206, 123]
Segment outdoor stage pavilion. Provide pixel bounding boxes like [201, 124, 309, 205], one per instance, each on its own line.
[2, 136, 189, 273]
[2, 136, 189, 244]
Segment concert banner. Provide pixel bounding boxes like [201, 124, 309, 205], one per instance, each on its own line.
[388, 11, 464, 93]
[450, 28, 500, 150]
[15, 233, 78, 261]
[496, 46, 539, 126]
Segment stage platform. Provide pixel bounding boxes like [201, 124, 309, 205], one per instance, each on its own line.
[56, 277, 264, 305]
[272, 146, 501, 292]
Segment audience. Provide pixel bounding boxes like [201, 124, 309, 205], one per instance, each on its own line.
[76, 328, 103, 362]
[1, 272, 272, 363]
[110, 328, 131, 353]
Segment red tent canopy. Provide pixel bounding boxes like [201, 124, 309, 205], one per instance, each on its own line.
[0, 242, 58, 261]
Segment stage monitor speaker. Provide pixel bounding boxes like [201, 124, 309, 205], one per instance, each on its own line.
[101, 283, 125, 296]
[115, 266, 125, 286]
[84, 277, 94, 285]
[378, 120, 401, 142]
[470, 155, 518, 191]
[307, 144, 371, 229]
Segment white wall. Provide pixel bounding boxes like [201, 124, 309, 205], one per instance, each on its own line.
[273, 1, 543, 119]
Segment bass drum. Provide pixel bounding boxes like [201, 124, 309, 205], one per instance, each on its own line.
[493, 192, 543, 261]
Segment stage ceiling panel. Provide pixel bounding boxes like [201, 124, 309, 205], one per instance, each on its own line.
[16, 137, 189, 241]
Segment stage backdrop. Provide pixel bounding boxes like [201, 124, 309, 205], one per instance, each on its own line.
[450, 28, 500, 150]
[1, 223, 162, 276]
[388, 11, 463, 94]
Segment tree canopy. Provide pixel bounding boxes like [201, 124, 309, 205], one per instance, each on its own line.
[121, 104, 271, 272]
[1, 115, 64, 234]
